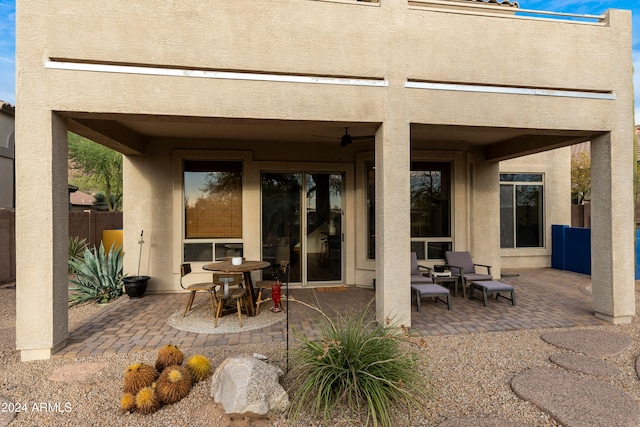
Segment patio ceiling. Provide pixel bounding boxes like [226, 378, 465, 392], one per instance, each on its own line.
[63, 112, 599, 162]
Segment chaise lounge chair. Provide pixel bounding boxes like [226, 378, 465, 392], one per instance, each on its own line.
[444, 251, 492, 299]
[410, 252, 451, 311]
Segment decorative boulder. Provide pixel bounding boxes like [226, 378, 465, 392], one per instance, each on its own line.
[210, 355, 289, 416]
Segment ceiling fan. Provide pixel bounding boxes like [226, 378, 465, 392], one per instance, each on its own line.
[316, 127, 375, 147]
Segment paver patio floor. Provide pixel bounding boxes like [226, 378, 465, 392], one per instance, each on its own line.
[54, 268, 608, 358]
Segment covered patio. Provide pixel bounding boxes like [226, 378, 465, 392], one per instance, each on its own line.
[53, 268, 610, 358]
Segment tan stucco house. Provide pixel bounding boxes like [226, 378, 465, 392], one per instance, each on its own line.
[15, 0, 635, 361]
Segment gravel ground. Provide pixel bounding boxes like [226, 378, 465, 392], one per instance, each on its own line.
[1, 283, 640, 426]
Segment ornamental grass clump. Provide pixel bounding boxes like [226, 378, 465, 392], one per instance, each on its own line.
[288, 303, 429, 427]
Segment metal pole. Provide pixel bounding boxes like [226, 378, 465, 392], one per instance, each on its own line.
[137, 230, 144, 277]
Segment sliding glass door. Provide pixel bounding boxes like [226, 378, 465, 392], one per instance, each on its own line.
[261, 172, 343, 285]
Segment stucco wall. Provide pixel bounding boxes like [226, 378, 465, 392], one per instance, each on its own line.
[16, 3, 632, 132]
[500, 148, 572, 268]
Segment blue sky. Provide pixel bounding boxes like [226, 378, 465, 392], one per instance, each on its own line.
[0, 1, 637, 123]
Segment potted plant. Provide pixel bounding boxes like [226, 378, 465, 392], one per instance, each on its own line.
[123, 230, 150, 298]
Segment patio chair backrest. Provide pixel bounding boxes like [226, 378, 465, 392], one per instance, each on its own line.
[445, 251, 476, 274]
[179, 263, 192, 289]
[411, 252, 421, 275]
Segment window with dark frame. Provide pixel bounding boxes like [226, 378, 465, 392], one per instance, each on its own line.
[366, 161, 452, 260]
[500, 173, 544, 248]
[182, 160, 243, 262]
[183, 160, 243, 239]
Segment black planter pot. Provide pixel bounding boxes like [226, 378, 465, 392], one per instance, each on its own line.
[123, 276, 150, 298]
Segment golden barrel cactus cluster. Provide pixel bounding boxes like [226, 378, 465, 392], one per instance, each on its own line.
[119, 344, 213, 414]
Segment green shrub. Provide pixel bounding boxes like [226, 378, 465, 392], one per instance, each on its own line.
[288, 303, 429, 427]
[68, 236, 88, 273]
[68, 242, 123, 306]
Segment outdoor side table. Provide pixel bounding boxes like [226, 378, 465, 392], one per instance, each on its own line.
[432, 271, 460, 297]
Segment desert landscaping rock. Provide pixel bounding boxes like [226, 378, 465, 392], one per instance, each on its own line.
[549, 353, 620, 377]
[511, 367, 640, 427]
[0, 395, 16, 427]
[211, 355, 289, 416]
[540, 330, 632, 356]
[48, 362, 110, 382]
[438, 417, 532, 427]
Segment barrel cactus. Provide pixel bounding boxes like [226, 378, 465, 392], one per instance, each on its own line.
[120, 393, 136, 412]
[135, 386, 161, 414]
[155, 344, 184, 372]
[186, 354, 213, 383]
[123, 362, 158, 395]
[156, 365, 192, 405]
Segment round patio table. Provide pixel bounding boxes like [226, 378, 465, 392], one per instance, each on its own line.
[203, 260, 270, 317]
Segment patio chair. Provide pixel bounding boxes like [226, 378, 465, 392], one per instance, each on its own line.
[444, 251, 492, 299]
[255, 260, 290, 315]
[410, 252, 450, 310]
[212, 273, 247, 328]
[179, 263, 218, 317]
[411, 252, 433, 285]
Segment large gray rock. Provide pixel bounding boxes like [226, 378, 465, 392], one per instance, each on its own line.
[210, 355, 289, 416]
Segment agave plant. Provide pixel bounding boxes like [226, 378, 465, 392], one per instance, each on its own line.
[68, 236, 88, 273]
[68, 242, 124, 306]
